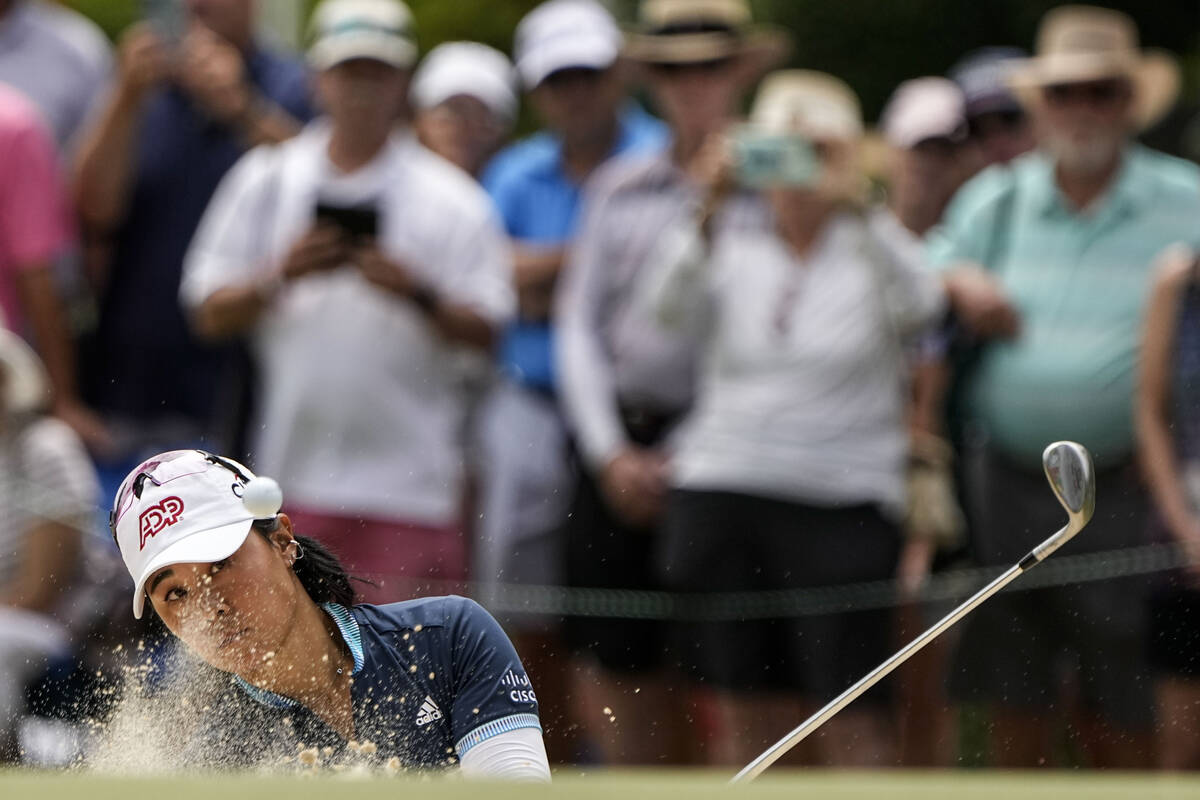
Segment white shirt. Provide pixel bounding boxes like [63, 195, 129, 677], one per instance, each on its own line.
[555, 150, 772, 468]
[0, 416, 97, 592]
[639, 207, 945, 515]
[182, 121, 514, 524]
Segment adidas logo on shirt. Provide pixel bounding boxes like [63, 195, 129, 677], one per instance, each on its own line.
[416, 695, 443, 727]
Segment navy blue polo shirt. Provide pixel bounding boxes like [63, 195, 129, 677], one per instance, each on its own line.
[84, 44, 313, 431]
[200, 596, 541, 771]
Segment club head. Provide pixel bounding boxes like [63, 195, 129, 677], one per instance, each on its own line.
[1043, 441, 1096, 533]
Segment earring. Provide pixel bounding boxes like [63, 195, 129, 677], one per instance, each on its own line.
[289, 539, 304, 561]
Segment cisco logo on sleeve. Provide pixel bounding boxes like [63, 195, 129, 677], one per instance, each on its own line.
[501, 670, 537, 704]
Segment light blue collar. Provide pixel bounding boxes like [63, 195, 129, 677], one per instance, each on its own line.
[233, 602, 364, 709]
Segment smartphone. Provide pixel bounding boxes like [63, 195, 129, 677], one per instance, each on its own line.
[315, 202, 379, 239]
[731, 127, 820, 190]
[142, 0, 187, 46]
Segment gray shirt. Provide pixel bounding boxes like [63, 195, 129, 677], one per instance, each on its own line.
[0, 0, 111, 150]
[555, 149, 772, 469]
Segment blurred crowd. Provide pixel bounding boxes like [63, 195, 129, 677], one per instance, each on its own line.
[1, 0, 1200, 773]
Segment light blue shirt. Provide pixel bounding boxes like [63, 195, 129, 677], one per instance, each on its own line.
[482, 104, 668, 390]
[928, 144, 1200, 468]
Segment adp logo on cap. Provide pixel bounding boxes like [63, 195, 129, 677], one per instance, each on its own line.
[139, 496, 185, 550]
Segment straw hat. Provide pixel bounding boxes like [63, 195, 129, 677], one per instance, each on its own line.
[624, 0, 790, 69]
[0, 327, 50, 416]
[1008, 5, 1179, 130]
[748, 70, 867, 202]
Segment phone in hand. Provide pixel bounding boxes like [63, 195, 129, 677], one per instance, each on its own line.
[731, 127, 820, 190]
[142, 0, 187, 46]
[315, 202, 379, 240]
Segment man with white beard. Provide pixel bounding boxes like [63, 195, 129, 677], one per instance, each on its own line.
[928, 5, 1200, 768]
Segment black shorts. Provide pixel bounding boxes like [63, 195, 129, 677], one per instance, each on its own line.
[949, 441, 1154, 729]
[564, 465, 670, 672]
[1148, 581, 1200, 677]
[659, 489, 901, 698]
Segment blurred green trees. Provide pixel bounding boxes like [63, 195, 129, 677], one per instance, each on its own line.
[64, 0, 1198, 122]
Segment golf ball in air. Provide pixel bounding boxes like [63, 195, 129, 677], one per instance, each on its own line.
[243, 476, 283, 517]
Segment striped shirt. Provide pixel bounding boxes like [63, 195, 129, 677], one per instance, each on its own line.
[928, 144, 1200, 469]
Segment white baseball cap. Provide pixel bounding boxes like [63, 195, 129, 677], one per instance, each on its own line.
[514, 0, 622, 90]
[880, 77, 967, 149]
[308, 0, 418, 72]
[111, 450, 284, 619]
[411, 42, 518, 122]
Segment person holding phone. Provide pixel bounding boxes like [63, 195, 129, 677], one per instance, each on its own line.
[181, 0, 513, 604]
[73, 0, 314, 503]
[636, 70, 947, 767]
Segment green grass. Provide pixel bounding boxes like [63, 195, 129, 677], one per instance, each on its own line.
[3, 769, 1200, 800]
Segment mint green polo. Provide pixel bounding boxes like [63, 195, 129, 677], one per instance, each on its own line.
[928, 144, 1200, 469]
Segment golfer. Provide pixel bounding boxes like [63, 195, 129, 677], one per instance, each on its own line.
[109, 449, 550, 780]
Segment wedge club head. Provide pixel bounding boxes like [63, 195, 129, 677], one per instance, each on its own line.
[1043, 440, 1096, 536]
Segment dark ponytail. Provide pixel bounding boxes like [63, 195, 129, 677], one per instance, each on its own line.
[253, 519, 358, 606]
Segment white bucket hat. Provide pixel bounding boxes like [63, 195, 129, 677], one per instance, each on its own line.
[308, 0, 418, 72]
[110, 450, 284, 619]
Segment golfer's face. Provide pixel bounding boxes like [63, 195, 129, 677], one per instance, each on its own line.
[147, 532, 299, 675]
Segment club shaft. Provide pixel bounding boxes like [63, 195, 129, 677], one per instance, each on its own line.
[730, 524, 1070, 784]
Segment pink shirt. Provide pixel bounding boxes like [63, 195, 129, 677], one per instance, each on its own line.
[0, 82, 71, 333]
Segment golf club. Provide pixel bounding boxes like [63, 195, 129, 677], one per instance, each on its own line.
[730, 440, 1096, 783]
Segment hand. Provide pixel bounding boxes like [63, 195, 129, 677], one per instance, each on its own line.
[114, 23, 173, 105]
[599, 446, 668, 528]
[1170, 517, 1200, 587]
[686, 132, 736, 226]
[177, 26, 254, 125]
[54, 399, 116, 458]
[942, 265, 1021, 339]
[278, 225, 348, 282]
[354, 246, 422, 299]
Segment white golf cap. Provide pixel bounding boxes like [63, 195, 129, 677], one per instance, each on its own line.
[411, 42, 518, 122]
[880, 77, 967, 149]
[514, 0, 622, 90]
[111, 450, 284, 619]
[308, 0, 418, 72]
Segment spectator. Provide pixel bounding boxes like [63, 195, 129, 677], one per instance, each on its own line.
[181, 0, 513, 603]
[950, 47, 1034, 172]
[476, 0, 666, 763]
[0, 325, 98, 761]
[0, 0, 112, 151]
[639, 70, 944, 767]
[555, 0, 786, 764]
[878, 75, 972, 767]
[879, 77, 971, 239]
[1136, 245, 1200, 769]
[930, 5, 1200, 767]
[73, 0, 313, 500]
[0, 82, 103, 452]
[411, 41, 516, 177]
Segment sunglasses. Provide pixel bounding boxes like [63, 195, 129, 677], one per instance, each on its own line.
[649, 57, 735, 77]
[540, 67, 606, 90]
[968, 109, 1026, 139]
[109, 451, 252, 545]
[1041, 79, 1130, 107]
